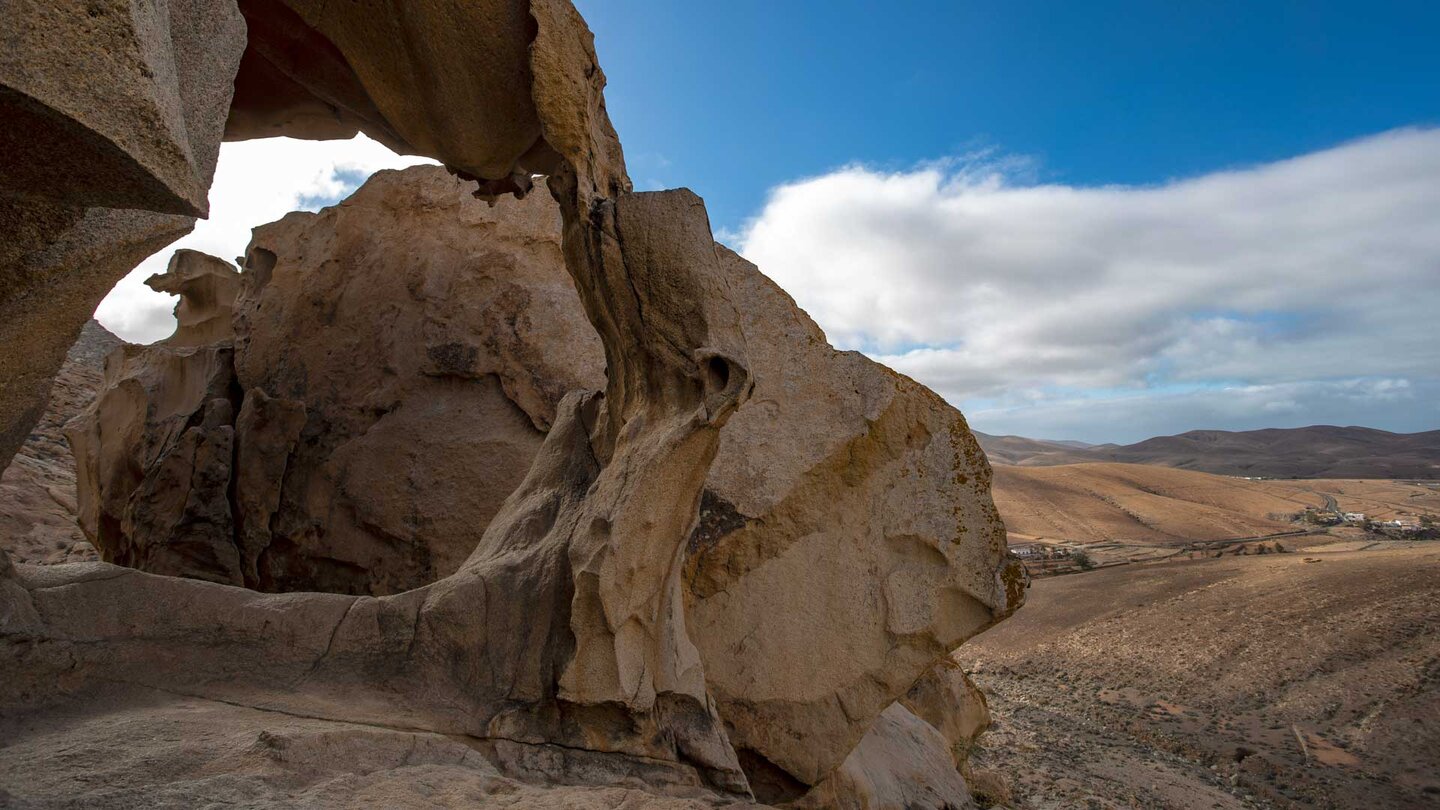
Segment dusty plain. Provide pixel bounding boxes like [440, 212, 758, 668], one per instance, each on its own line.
[993, 462, 1440, 570]
[958, 546, 1440, 810]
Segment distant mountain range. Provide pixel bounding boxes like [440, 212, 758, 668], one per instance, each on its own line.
[974, 425, 1440, 479]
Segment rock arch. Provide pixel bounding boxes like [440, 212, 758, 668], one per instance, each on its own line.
[1, 2, 1023, 803]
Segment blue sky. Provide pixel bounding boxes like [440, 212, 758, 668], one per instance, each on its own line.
[579, 1, 1438, 233]
[573, 1, 1440, 443]
[99, 2, 1440, 444]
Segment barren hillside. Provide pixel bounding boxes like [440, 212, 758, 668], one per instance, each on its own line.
[972, 432, 1095, 466]
[958, 547, 1440, 809]
[992, 463, 1308, 545]
[991, 462, 1440, 548]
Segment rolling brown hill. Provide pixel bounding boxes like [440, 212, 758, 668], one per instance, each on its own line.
[991, 462, 1304, 545]
[990, 461, 1440, 547]
[978, 425, 1440, 479]
[971, 431, 1094, 466]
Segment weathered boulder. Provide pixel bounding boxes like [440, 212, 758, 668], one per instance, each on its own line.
[230, 168, 602, 593]
[68, 170, 607, 594]
[796, 703, 976, 810]
[0, 202, 194, 483]
[0, 0, 245, 216]
[900, 659, 993, 772]
[686, 246, 1019, 791]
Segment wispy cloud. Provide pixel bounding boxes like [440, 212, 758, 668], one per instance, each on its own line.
[734, 128, 1440, 442]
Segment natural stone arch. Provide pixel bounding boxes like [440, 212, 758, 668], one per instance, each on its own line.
[1, 1, 1023, 803]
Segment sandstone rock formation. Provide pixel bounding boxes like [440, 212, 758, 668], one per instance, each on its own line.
[67, 253, 243, 584]
[0, 0, 615, 476]
[229, 170, 604, 593]
[0, 0, 244, 217]
[8, 188, 767, 799]
[62, 166, 1020, 803]
[2, 1, 1020, 805]
[796, 704, 975, 809]
[687, 246, 1016, 795]
[68, 170, 607, 594]
[0, 204, 196, 482]
[149, 249, 244, 347]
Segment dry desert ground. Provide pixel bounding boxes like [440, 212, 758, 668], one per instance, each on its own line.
[959, 546, 1440, 809]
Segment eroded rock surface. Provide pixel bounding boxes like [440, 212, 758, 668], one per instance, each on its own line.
[67, 170, 606, 595]
[228, 169, 604, 593]
[149, 249, 243, 347]
[68, 306, 242, 584]
[687, 247, 1019, 791]
[1, 0, 247, 475]
[2, 1, 1019, 805]
[61, 166, 1020, 803]
[0, 0, 244, 216]
[0, 204, 195, 482]
[796, 704, 976, 810]
[0, 321, 115, 567]
[7, 187, 764, 799]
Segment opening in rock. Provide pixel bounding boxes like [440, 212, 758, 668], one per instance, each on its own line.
[704, 354, 731, 392]
[71, 150, 607, 597]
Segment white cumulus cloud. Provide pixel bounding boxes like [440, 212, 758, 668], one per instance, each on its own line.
[95, 135, 435, 344]
[735, 129, 1440, 442]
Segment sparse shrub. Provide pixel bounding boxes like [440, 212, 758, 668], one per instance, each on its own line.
[1071, 549, 1095, 570]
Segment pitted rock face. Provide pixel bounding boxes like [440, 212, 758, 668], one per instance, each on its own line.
[229, 169, 604, 593]
[67, 336, 242, 585]
[0, 0, 244, 216]
[66, 170, 608, 596]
